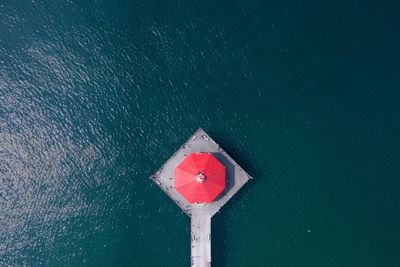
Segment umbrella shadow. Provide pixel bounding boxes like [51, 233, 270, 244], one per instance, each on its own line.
[212, 152, 237, 197]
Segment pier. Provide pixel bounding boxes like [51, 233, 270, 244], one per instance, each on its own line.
[151, 128, 251, 267]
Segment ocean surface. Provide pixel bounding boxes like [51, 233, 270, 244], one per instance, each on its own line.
[1, 1, 400, 266]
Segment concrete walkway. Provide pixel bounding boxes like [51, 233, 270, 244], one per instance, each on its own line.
[191, 211, 211, 267]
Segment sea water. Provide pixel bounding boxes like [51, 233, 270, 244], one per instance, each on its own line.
[1, 1, 400, 266]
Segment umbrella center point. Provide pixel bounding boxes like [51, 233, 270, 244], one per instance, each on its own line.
[196, 173, 206, 183]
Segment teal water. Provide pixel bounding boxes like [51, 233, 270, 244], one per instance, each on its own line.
[1, 1, 400, 266]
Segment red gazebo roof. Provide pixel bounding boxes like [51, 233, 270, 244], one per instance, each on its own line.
[175, 153, 226, 203]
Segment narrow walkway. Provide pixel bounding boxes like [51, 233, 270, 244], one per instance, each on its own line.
[191, 209, 211, 267]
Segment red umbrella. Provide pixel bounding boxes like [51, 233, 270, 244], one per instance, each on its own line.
[175, 153, 226, 203]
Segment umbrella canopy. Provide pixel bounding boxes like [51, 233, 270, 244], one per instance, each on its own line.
[175, 153, 226, 203]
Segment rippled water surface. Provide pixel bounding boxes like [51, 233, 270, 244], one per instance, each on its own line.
[1, 1, 400, 266]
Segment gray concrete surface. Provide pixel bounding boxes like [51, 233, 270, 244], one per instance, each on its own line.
[151, 128, 251, 267]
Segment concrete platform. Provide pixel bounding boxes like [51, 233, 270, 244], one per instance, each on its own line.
[150, 128, 252, 267]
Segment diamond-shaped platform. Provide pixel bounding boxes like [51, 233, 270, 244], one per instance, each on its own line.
[150, 128, 252, 217]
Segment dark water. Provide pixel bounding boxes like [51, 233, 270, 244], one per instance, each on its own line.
[1, 1, 400, 266]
